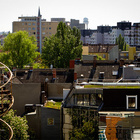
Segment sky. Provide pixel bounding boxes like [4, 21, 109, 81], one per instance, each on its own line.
[1, 0, 140, 32]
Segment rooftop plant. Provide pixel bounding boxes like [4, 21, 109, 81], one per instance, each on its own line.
[44, 101, 61, 110]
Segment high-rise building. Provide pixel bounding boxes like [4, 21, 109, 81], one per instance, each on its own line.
[82, 21, 140, 47]
[70, 19, 85, 30]
[117, 21, 131, 30]
[12, 8, 59, 53]
[51, 18, 65, 22]
[97, 26, 111, 33]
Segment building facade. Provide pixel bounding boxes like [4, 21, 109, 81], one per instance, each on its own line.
[12, 8, 59, 53]
[82, 21, 140, 47]
[70, 19, 85, 30]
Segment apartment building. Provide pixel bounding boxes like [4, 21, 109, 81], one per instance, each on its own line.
[12, 8, 59, 53]
[124, 23, 140, 46]
[82, 21, 140, 47]
[90, 32, 103, 44]
[70, 19, 85, 30]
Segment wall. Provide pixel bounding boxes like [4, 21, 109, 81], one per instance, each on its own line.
[123, 66, 140, 80]
[62, 108, 72, 140]
[26, 105, 42, 139]
[47, 83, 72, 100]
[11, 83, 41, 116]
[82, 55, 94, 60]
[26, 105, 60, 140]
[13, 20, 58, 48]
[105, 116, 123, 140]
[82, 46, 89, 55]
[102, 89, 140, 111]
[109, 45, 119, 60]
[129, 47, 136, 60]
[41, 21, 59, 39]
[41, 107, 60, 140]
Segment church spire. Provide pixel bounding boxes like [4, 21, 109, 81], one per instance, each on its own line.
[38, 7, 41, 17]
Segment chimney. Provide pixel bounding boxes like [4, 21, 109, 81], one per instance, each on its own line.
[93, 55, 97, 68]
[74, 73, 77, 81]
[52, 69, 56, 79]
[119, 59, 124, 67]
[69, 60, 75, 69]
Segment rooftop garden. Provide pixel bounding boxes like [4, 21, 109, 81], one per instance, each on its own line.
[84, 85, 140, 89]
[44, 100, 62, 110]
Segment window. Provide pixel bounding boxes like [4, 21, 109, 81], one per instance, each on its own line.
[126, 95, 137, 109]
[32, 23, 35, 25]
[32, 28, 35, 30]
[77, 94, 83, 105]
[84, 94, 89, 106]
[28, 28, 31, 30]
[90, 94, 96, 105]
[47, 118, 54, 125]
[28, 23, 31, 26]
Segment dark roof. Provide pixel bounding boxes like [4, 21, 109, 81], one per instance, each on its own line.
[88, 45, 115, 53]
[15, 69, 73, 83]
[75, 60, 134, 82]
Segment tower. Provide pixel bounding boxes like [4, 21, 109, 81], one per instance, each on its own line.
[37, 7, 42, 53]
[83, 17, 89, 29]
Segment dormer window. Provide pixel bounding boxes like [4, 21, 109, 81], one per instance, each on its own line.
[126, 95, 137, 110]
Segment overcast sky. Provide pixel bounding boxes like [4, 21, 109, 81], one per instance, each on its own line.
[1, 0, 140, 32]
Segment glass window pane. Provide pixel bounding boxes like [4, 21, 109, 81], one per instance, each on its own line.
[84, 94, 89, 106]
[90, 94, 96, 105]
[77, 94, 83, 105]
[128, 97, 135, 108]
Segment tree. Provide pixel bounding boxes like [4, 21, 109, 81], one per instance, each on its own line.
[0, 31, 39, 68]
[67, 108, 98, 140]
[70, 120, 98, 140]
[1, 109, 29, 140]
[115, 34, 129, 51]
[41, 22, 83, 68]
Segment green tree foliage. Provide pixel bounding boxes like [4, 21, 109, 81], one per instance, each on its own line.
[67, 109, 98, 140]
[1, 109, 29, 140]
[0, 31, 39, 68]
[96, 54, 105, 60]
[41, 22, 83, 68]
[115, 34, 129, 51]
[70, 120, 98, 140]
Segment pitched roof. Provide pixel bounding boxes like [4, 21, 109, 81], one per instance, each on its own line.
[88, 45, 116, 53]
[15, 69, 73, 83]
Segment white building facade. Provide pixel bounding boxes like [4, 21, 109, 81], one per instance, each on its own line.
[83, 22, 140, 47]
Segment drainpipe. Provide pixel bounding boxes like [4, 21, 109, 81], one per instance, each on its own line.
[60, 106, 63, 140]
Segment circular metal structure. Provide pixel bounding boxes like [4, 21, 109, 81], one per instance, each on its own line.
[0, 62, 14, 140]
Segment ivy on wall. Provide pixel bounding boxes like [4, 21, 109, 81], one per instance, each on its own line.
[67, 108, 98, 140]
